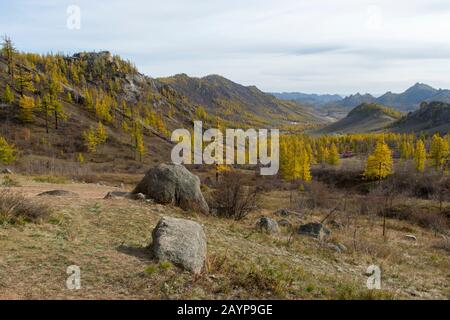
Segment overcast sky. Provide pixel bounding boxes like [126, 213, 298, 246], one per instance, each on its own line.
[1, 0, 450, 95]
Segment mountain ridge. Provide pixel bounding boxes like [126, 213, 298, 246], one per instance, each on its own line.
[273, 83, 450, 117]
[313, 103, 403, 134]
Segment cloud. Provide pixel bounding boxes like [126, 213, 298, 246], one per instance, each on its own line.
[1, 0, 450, 94]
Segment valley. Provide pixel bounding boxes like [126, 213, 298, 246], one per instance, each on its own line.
[0, 39, 449, 301]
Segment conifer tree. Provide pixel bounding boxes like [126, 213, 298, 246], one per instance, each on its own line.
[414, 139, 426, 172]
[1, 36, 16, 84]
[363, 140, 393, 180]
[429, 133, 449, 171]
[3, 84, 14, 104]
[0, 136, 17, 164]
[15, 67, 34, 97]
[327, 143, 340, 165]
[18, 95, 35, 122]
[83, 128, 98, 153]
[96, 122, 108, 144]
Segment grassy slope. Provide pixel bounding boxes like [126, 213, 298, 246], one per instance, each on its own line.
[158, 74, 327, 128]
[314, 104, 403, 135]
[0, 174, 448, 299]
[391, 102, 450, 135]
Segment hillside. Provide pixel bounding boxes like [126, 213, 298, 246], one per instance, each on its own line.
[0, 51, 197, 176]
[0, 49, 327, 177]
[314, 103, 403, 134]
[391, 101, 450, 134]
[158, 74, 327, 128]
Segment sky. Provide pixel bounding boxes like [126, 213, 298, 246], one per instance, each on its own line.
[1, 0, 450, 95]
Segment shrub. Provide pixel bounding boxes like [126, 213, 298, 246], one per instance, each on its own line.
[1, 175, 21, 187]
[0, 189, 50, 224]
[210, 171, 259, 220]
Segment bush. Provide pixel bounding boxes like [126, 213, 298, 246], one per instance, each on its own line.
[210, 171, 259, 220]
[0, 189, 50, 224]
[297, 181, 336, 210]
[1, 175, 21, 187]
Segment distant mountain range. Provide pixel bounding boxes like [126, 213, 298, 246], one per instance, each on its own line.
[272, 83, 450, 118]
[313, 101, 450, 135]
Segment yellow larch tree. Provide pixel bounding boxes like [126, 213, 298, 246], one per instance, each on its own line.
[327, 143, 340, 166]
[429, 133, 449, 171]
[363, 140, 393, 180]
[413, 139, 426, 172]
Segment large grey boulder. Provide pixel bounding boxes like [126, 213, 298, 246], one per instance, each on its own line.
[298, 222, 331, 240]
[151, 216, 207, 274]
[133, 164, 209, 214]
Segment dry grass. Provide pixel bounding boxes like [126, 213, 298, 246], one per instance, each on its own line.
[0, 189, 50, 224]
[0, 175, 448, 300]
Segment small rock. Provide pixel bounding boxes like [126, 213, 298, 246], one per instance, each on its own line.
[134, 193, 146, 200]
[151, 216, 207, 274]
[325, 243, 342, 253]
[1, 168, 13, 174]
[405, 234, 417, 241]
[298, 222, 331, 240]
[275, 208, 290, 217]
[256, 217, 279, 234]
[104, 191, 131, 199]
[278, 219, 292, 228]
[37, 190, 79, 197]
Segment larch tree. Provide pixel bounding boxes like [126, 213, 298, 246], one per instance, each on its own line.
[429, 134, 449, 171]
[18, 95, 35, 123]
[83, 127, 98, 153]
[413, 139, 427, 172]
[15, 67, 34, 97]
[1, 36, 16, 84]
[96, 122, 108, 144]
[0, 136, 18, 165]
[327, 143, 340, 166]
[3, 84, 14, 104]
[363, 140, 393, 180]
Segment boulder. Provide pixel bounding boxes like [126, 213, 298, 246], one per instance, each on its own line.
[133, 164, 209, 214]
[37, 190, 79, 197]
[298, 222, 331, 240]
[256, 217, 279, 234]
[151, 216, 207, 274]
